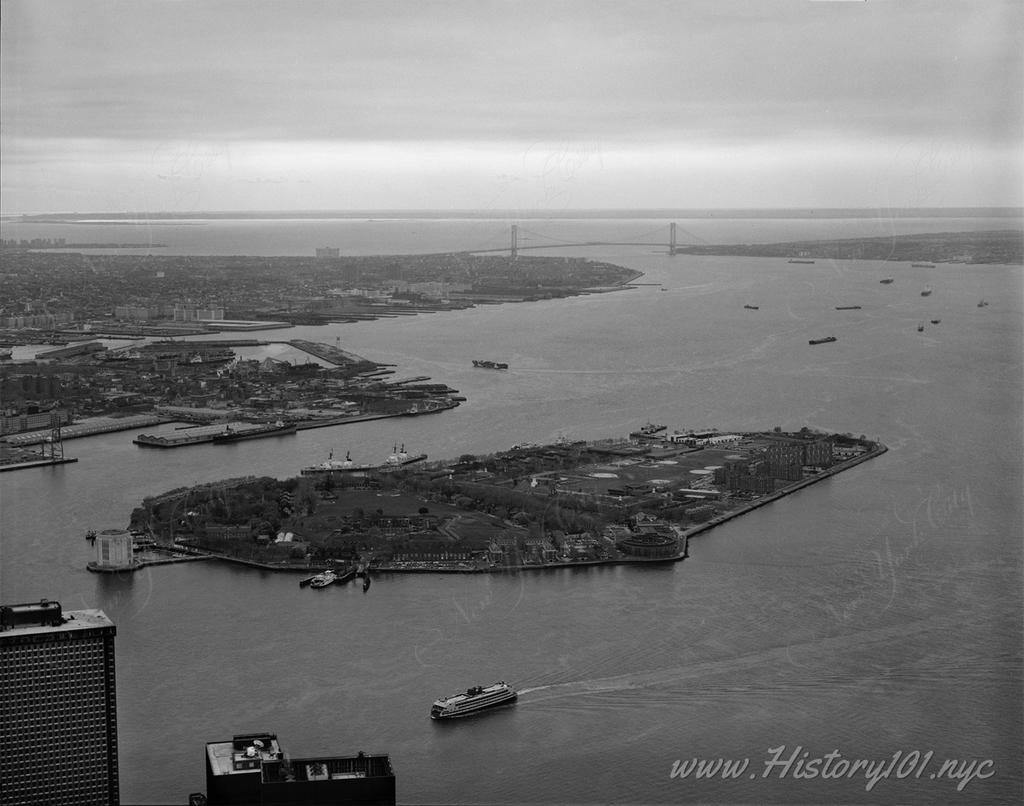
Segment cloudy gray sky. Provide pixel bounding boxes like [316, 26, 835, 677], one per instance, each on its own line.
[2, 0, 1021, 213]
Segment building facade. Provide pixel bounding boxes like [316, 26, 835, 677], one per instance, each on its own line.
[0, 600, 119, 806]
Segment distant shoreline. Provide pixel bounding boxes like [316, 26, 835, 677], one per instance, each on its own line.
[7, 207, 1023, 223]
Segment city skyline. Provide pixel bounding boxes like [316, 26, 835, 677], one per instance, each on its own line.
[2, 0, 1022, 214]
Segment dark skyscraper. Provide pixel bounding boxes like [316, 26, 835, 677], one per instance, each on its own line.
[0, 600, 119, 806]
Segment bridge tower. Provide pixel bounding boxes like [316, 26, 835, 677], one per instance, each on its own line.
[510, 224, 519, 260]
[669, 222, 677, 256]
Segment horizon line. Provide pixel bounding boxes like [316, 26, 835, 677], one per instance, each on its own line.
[5, 206, 1023, 220]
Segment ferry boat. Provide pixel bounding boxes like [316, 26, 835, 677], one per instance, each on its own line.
[808, 336, 837, 345]
[431, 681, 517, 720]
[309, 570, 337, 588]
[473, 360, 509, 370]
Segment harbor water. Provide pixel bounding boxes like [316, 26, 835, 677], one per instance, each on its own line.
[0, 214, 1021, 803]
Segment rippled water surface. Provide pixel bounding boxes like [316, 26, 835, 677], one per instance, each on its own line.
[1, 215, 1021, 804]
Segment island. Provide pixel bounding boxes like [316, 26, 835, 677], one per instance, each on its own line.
[112, 427, 886, 577]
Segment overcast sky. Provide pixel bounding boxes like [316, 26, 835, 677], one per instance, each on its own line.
[2, 0, 1021, 213]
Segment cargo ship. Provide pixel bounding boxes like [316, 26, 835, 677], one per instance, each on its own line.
[472, 360, 508, 370]
[301, 445, 426, 476]
[212, 421, 297, 444]
[629, 422, 667, 439]
[809, 336, 837, 345]
[431, 682, 517, 720]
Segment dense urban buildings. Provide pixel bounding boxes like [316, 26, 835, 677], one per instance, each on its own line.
[0, 600, 119, 806]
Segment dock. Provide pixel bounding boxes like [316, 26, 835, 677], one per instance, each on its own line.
[3, 414, 172, 447]
[0, 456, 79, 473]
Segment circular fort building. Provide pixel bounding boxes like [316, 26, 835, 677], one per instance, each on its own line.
[616, 532, 679, 559]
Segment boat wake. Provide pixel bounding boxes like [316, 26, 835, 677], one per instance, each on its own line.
[515, 613, 968, 706]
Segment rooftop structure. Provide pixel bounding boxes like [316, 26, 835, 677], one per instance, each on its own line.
[204, 732, 395, 805]
[0, 599, 120, 805]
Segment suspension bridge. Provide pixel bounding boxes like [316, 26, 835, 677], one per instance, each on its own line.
[471, 223, 709, 257]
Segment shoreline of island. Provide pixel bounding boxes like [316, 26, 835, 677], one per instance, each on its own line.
[89, 429, 889, 577]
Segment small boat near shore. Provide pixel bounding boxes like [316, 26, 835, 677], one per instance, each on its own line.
[431, 681, 517, 720]
[309, 570, 337, 588]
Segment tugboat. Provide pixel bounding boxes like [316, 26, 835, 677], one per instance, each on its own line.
[808, 336, 837, 345]
[431, 681, 517, 720]
[920, 286, 933, 297]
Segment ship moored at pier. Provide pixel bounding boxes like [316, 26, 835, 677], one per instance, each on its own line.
[431, 682, 517, 720]
[301, 445, 426, 476]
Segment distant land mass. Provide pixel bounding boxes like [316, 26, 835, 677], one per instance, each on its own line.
[10, 207, 1024, 222]
[674, 229, 1023, 265]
